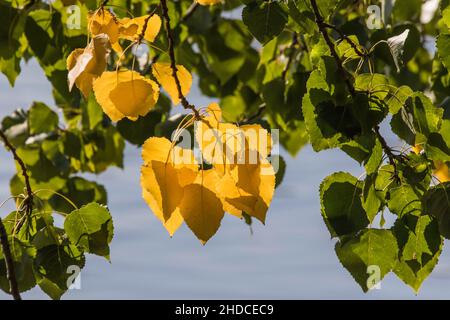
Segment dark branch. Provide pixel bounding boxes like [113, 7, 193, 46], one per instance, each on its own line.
[374, 125, 402, 174]
[0, 216, 21, 300]
[310, 0, 355, 96]
[322, 22, 366, 58]
[160, 0, 200, 119]
[0, 130, 33, 215]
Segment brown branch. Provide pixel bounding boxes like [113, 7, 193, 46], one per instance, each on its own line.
[0, 131, 25, 301]
[0, 217, 21, 300]
[160, 0, 200, 119]
[310, 0, 355, 96]
[0, 130, 33, 214]
[322, 22, 366, 58]
[137, 4, 161, 44]
[374, 125, 402, 177]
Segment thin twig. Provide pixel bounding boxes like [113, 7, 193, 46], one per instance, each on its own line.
[137, 4, 161, 44]
[374, 125, 402, 177]
[181, 2, 199, 23]
[160, 0, 200, 118]
[322, 22, 366, 58]
[310, 0, 355, 96]
[0, 216, 21, 300]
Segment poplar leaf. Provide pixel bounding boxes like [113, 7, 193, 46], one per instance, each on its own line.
[197, 0, 222, 5]
[387, 29, 410, 72]
[67, 34, 111, 97]
[119, 14, 161, 42]
[216, 157, 275, 223]
[141, 137, 197, 223]
[88, 9, 121, 53]
[434, 161, 450, 183]
[92, 70, 159, 122]
[152, 62, 192, 105]
[179, 169, 225, 244]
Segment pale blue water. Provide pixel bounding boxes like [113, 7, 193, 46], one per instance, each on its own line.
[1, 60, 450, 299]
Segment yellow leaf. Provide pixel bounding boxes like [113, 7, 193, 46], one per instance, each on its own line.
[179, 169, 225, 244]
[197, 0, 222, 5]
[152, 62, 192, 105]
[67, 34, 111, 97]
[194, 103, 275, 222]
[119, 14, 161, 42]
[412, 144, 423, 154]
[141, 137, 197, 223]
[216, 156, 275, 223]
[93, 70, 159, 122]
[195, 105, 272, 166]
[434, 161, 450, 183]
[89, 9, 121, 51]
[142, 189, 183, 237]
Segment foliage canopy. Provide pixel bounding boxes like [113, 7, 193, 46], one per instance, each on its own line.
[0, 0, 450, 298]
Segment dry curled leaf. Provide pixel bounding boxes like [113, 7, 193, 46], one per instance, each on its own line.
[93, 70, 159, 122]
[67, 34, 111, 97]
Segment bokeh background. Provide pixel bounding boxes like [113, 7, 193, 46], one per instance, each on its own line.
[2, 20, 450, 298]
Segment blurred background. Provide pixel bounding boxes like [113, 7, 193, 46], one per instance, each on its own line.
[1, 56, 450, 299]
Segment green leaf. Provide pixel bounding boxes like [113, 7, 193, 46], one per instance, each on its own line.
[28, 102, 59, 135]
[387, 184, 422, 217]
[391, 93, 443, 145]
[64, 203, 114, 259]
[0, 237, 36, 294]
[437, 34, 450, 72]
[242, 1, 288, 45]
[34, 242, 85, 300]
[335, 229, 399, 292]
[423, 183, 450, 239]
[386, 29, 410, 72]
[303, 70, 350, 151]
[320, 172, 369, 238]
[393, 214, 443, 293]
[117, 111, 162, 146]
[364, 138, 383, 175]
[275, 155, 286, 188]
[362, 174, 382, 223]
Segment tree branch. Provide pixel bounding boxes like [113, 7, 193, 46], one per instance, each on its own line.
[0, 217, 21, 300]
[374, 125, 402, 176]
[0, 130, 33, 216]
[0, 131, 25, 300]
[160, 0, 200, 119]
[322, 22, 366, 58]
[310, 0, 355, 96]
